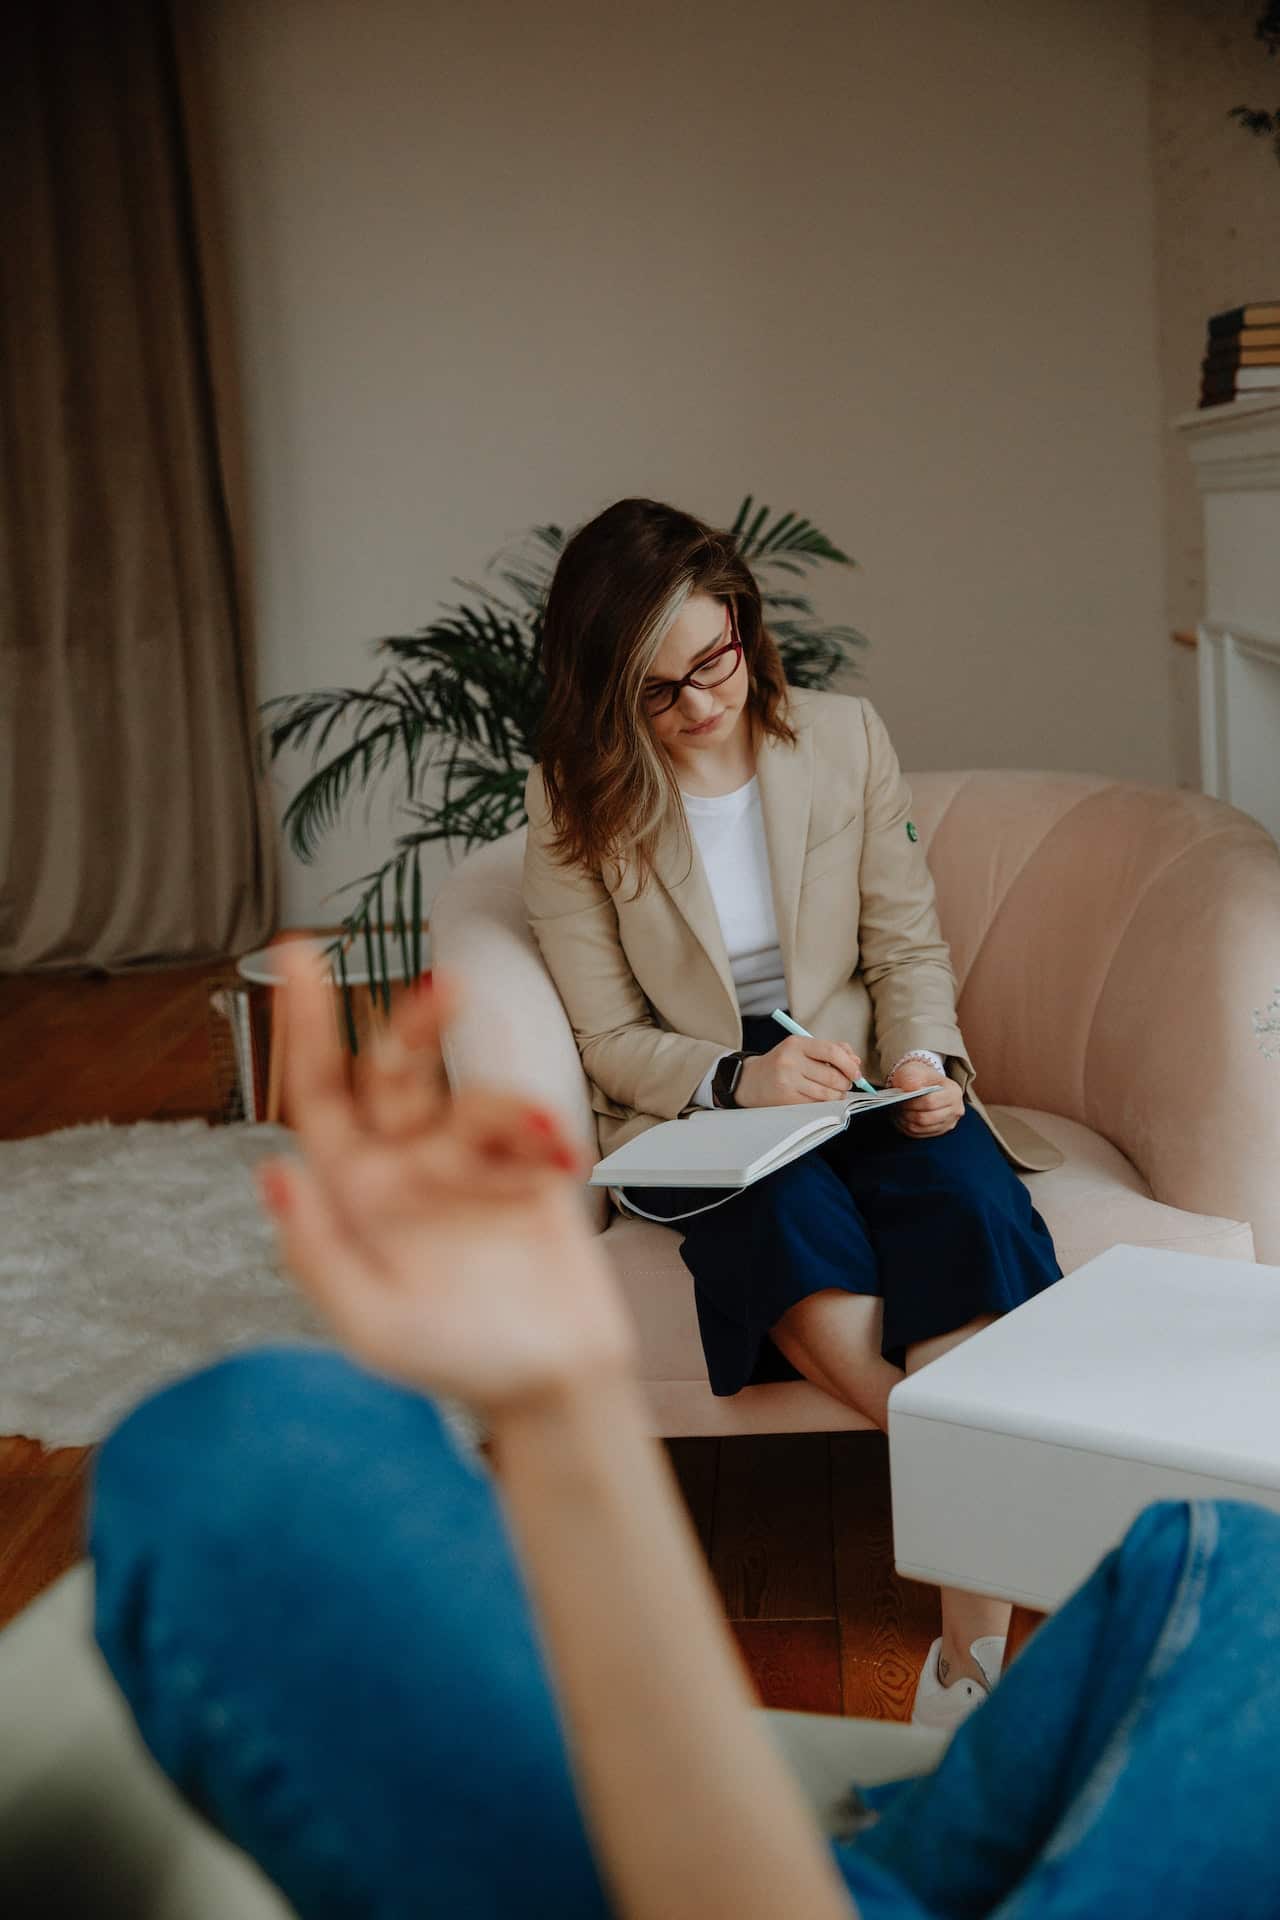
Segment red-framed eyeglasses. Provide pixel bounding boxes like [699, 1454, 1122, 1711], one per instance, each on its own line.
[643, 607, 743, 716]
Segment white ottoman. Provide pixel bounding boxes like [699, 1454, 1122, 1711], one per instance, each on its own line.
[888, 1244, 1280, 1610]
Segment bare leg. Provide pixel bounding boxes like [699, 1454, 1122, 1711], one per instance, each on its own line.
[1006, 1605, 1046, 1663]
[905, 1317, 1011, 1688]
[770, 1289, 904, 1432]
[771, 1298, 1011, 1694]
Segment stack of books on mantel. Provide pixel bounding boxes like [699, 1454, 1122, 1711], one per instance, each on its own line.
[1200, 302, 1280, 407]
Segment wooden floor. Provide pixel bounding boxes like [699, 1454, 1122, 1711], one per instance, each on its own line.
[0, 960, 938, 1717]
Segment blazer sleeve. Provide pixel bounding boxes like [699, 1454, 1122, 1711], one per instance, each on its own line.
[856, 700, 976, 1093]
[521, 768, 725, 1119]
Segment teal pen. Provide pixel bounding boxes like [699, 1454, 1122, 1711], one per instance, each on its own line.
[769, 1009, 879, 1095]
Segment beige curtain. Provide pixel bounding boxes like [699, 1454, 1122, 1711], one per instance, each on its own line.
[0, 0, 279, 971]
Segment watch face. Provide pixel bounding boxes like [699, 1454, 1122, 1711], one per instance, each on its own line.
[714, 1053, 743, 1106]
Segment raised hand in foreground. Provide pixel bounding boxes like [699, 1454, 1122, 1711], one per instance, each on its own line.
[254, 942, 636, 1417]
[253, 941, 857, 1920]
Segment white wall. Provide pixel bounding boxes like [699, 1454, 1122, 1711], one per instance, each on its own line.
[1151, 0, 1280, 791]
[203, 0, 1169, 927]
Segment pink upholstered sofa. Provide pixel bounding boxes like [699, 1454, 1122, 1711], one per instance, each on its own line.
[431, 771, 1280, 1438]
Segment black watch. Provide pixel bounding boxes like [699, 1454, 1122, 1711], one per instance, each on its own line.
[711, 1050, 755, 1109]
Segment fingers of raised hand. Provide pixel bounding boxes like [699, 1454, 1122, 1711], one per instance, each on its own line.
[273, 942, 362, 1171]
[274, 946, 451, 1233]
[257, 1152, 390, 1339]
[449, 1086, 588, 1180]
[273, 944, 431, 1242]
[363, 1089, 588, 1228]
[354, 972, 460, 1141]
[260, 1090, 588, 1313]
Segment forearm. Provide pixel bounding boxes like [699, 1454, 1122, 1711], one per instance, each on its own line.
[862, 962, 964, 1062]
[489, 1371, 857, 1920]
[579, 1024, 725, 1118]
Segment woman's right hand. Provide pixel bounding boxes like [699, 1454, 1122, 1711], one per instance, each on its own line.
[736, 1035, 864, 1107]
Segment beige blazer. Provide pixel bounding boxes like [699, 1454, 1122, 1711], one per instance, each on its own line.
[523, 688, 1062, 1173]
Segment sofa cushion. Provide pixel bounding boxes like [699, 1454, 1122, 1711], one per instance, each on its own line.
[1004, 1107, 1256, 1270]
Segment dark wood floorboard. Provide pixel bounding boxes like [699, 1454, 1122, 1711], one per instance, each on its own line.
[729, 1619, 844, 1715]
[665, 1435, 718, 1560]
[713, 1432, 834, 1621]
[833, 1431, 939, 1720]
[0, 960, 928, 1717]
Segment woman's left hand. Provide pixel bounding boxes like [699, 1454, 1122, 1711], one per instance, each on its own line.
[887, 1058, 965, 1138]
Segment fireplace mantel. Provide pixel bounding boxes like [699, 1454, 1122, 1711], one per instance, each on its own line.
[1175, 396, 1280, 845]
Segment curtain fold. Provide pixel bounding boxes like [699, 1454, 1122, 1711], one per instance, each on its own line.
[0, 0, 278, 971]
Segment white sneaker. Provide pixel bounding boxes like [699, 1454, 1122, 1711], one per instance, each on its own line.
[910, 1634, 1007, 1730]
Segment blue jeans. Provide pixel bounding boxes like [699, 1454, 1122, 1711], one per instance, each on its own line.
[90, 1346, 1280, 1919]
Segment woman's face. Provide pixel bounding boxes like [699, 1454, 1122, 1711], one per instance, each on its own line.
[642, 593, 749, 758]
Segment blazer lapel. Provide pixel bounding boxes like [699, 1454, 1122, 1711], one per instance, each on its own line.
[755, 719, 814, 1009]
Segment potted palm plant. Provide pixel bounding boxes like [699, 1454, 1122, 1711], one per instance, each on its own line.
[1230, 3, 1280, 163]
[260, 497, 868, 1046]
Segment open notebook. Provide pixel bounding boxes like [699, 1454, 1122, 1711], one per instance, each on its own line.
[589, 1085, 933, 1190]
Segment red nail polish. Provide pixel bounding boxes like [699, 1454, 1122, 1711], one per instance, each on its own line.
[527, 1109, 556, 1136]
[259, 1164, 290, 1214]
[553, 1145, 578, 1172]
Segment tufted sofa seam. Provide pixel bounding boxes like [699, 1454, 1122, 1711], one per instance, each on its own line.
[945, 784, 1107, 1007]
[1079, 822, 1249, 1145]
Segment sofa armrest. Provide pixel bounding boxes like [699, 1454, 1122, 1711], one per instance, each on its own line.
[1087, 812, 1280, 1262]
[915, 773, 1280, 1263]
[0, 1564, 295, 1918]
[760, 1708, 947, 1835]
[429, 832, 608, 1231]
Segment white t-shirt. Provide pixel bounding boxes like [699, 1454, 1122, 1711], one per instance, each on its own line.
[677, 776, 945, 1111]
[682, 777, 787, 1017]
[681, 777, 785, 1107]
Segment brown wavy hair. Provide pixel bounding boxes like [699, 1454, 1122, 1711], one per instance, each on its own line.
[536, 498, 794, 884]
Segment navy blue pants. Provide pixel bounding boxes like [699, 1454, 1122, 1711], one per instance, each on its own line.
[623, 1016, 1062, 1394]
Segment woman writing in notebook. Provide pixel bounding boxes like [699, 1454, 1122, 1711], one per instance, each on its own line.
[523, 496, 1064, 1727]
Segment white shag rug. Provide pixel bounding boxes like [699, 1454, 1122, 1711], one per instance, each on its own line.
[0, 1119, 480, 1452]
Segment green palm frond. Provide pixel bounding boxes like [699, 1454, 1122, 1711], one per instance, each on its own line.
[263, 679, 438, 861]
[263, 496, 867, 1033]
[731, 498, 853, 567]
[483, 522, 565, 609]
[1228, 6, 1280, 163]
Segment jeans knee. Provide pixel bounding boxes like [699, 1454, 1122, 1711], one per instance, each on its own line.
[99, 1345, 362, 1487]
[1118, 1499, 1193, 1569]
[1118, 1497, 1280, 1570]
[91, 1344, 458, 1572]
[91, 1348, 475, 1689]
[1194, 1498, 1280, 1570]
